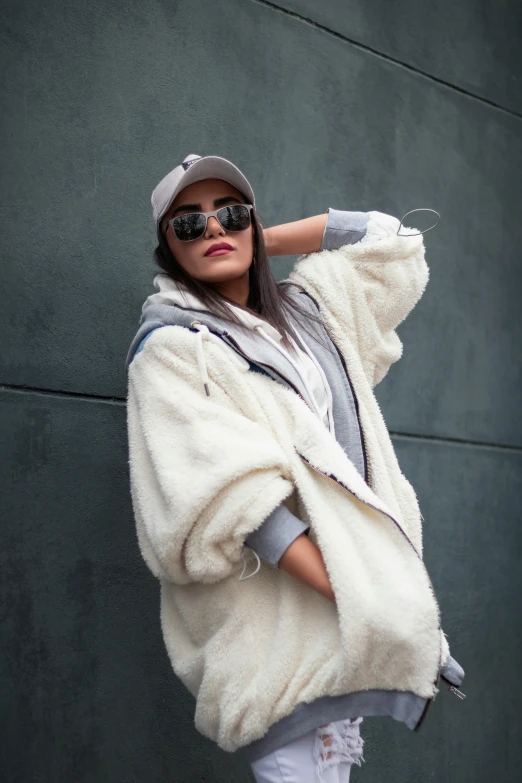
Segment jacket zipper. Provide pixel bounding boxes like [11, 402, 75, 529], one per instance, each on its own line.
[220, 323, 451, 727]
[222, 332, 316, 415]
[439, 673, 466, 700]
[413, 669, 465, 731]
[297, 452, 438, 593]
[283, 285, 457, 726]
[328, 333, 370, 485]
[297, 451, 445, 729]
[413, 690, 436, 732]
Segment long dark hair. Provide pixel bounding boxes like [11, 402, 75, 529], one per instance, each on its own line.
[154, 204, 332, 355]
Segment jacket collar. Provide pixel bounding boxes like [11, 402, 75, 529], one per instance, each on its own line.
[127, 296, 319, 414]
[127, 276, 323, 410]
[142, 273, 283, 342]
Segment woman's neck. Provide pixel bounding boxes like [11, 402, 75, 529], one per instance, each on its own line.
[211, 271, 250, 308]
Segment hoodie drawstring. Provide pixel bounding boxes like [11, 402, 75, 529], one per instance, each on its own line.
[239, 547, 262, 581]
[190, 321, 249, 396]
[192, 323, 212, 396]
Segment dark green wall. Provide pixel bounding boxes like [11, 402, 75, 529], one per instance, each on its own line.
[1, 1, 521, 780]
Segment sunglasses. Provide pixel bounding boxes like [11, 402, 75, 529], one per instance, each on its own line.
[165, 204, 254, 242]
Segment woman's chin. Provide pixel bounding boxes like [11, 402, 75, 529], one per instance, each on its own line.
[198, 262, 251, 284]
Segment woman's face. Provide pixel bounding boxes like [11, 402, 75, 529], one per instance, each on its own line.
[160, 178, 254, 285]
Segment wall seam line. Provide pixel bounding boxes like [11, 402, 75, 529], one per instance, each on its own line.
[0, 383, 126, 407]
[389, 430, 522, 454]
[1, 383, 521, 454]
[252, 0, 522, 120]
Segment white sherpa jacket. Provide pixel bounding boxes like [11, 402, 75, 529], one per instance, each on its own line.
[126, 219, 456, 753]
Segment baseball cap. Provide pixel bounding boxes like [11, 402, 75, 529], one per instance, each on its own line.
[151, 153, 256, 226]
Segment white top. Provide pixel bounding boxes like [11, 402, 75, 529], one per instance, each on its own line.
[266, 328, 334, 433]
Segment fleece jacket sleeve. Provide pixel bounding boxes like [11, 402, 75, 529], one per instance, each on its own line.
[289, 208, 429, 388]
[126, 326, 295, 586]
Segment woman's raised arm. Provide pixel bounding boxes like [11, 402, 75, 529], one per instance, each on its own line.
[263, 213, 328, 257]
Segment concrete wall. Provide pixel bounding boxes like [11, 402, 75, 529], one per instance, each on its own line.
[1, 1, 521, 780]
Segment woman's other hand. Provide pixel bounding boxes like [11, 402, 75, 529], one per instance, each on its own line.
[278, 532, 336, 604]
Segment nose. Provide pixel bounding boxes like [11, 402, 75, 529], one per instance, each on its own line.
[204, 216, 226, 239]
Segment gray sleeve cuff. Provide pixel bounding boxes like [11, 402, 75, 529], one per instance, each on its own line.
[320, 208, 369, 251]
[245, 502, 310, 567]
[440, 654, 465, 687]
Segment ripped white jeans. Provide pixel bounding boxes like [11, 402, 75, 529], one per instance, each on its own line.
[250, 718, 365, 783]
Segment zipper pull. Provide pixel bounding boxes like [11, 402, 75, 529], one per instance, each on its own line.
[439, 673, 466, 700]
[448, 685, 466, 700]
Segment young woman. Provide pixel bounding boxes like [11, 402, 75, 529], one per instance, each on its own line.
[125, 154, 466, 783]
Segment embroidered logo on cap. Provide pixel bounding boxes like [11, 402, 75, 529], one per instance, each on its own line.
[182, 157, 201, 171]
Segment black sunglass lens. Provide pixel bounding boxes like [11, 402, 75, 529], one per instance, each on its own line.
[218, 205, 251, 232]
[174, 213, 206, 241]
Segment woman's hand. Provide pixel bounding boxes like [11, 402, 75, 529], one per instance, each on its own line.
[278, 532, 336, 604]
[263, 214, 328, 258]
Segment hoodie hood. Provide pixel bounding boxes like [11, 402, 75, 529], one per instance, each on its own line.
[126, 273, 336, 437]
[125, 273, 284, 373]
[142, 273, 284, 342]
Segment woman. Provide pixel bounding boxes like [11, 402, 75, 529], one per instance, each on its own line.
[125, 154, 466, 783]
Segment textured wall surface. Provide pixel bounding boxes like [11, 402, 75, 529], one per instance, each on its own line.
[1, 1, 521, 780]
